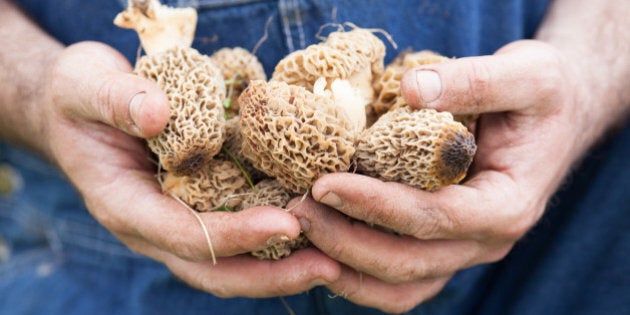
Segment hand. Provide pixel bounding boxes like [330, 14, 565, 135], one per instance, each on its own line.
[40, 41, 339, 297]
[292, 40, 602, 313]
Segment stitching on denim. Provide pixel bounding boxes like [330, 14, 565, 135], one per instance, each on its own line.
[279, 0, 295, 52]
[294, 0, 305, 49]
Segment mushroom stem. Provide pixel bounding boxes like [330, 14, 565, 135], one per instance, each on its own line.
[313, 77, 368, 136]
[114, 0, 197, 55]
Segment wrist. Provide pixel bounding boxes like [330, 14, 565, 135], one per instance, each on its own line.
[535, 0, 630, 155]
[0, 0, 64, 159]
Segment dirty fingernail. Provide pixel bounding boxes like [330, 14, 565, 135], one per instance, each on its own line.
[318, 192, 343, 209]
[415, 70, 442, 104]
[310, 277, 329, 286]
[298, 217, 311, 233]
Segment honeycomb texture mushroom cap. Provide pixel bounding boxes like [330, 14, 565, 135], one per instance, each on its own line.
[371, 50, 450, 117]
[239, 179, 292, 210]
[237, 179, 309, 260]
[211, 47, 267, 113]
[271, 28, 386, 91]
[211, 47, 267, 83]
[251, 234, 310, 260]
[161, 159, 249, 212]
[356, 107, 476, 191]
[135, 46, 226, 175]
[324, 28, 387, 76]
[239, 80, 356, 194]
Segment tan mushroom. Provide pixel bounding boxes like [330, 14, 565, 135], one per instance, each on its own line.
[115, 0, 227, 175]
[161, 159, 249, 212]
[135, 47, 226, 175]
[238, 80, 356, 194]
[211, 47, 267, 116]
[114, 0, 197, 55]
[242, 179, 309, 260]
[355, 106, 476, 191]
[272, 27, 387, 133]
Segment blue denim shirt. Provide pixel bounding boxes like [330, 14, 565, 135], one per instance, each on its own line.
[3, 1, 629, 315]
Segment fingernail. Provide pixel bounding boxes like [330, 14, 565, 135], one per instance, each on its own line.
[318, 192, 343, 209]
[414, 70, 442, 104]
[129, 92, 146, 131]
[298, 217, 311, 233]
[310, 278, 329, 286]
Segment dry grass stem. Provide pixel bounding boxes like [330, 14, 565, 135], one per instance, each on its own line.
[252, 16, 273, 56]
[285, 189, 309, 212]
[170, 192, 218, 265]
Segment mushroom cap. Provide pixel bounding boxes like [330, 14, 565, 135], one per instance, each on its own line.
[251, 233, 310, 260]
[271, 28, 386, 93]
[161, 159, 249, 212]
[135, 46, 226, 175]
[239, 80, 356, 194]
[324, 27, 387, 77]
[240, 179, 293, 210]
[211, 47, 267, 83]
[371, 50, 450, 117]
[210, 47, 267, 114]
[356, 106, 476, 191]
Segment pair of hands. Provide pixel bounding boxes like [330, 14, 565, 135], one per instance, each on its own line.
[41, 40, 590, 313]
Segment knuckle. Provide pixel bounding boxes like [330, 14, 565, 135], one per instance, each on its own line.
[95, 75, 118, 122]
[393, 260, 428, 283]
[463, 59, 493, 109]
[96, 75, 133, 130]
[408, 203, 453, 239]
[489, 205, 542, 242]
[165, 234, 209, 262]
[324, 237, 347, 259]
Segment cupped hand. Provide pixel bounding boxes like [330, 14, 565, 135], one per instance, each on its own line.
[40, 41, 339, 297]
[292, 40, 601, 313]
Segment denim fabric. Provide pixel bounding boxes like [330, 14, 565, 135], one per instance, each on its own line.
[16, 0, 549, 74]
[0, 146, 322, 315]
[5, 0, 628, 314]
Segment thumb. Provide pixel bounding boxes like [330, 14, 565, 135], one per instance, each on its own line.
[401, 40, 562, 115]
[56, 42, 170, 138]
[88, 71, 170, 138]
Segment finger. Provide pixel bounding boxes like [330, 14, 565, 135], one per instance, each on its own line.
[292, 197, 498, 283]
[53, 42, 169, 138]
[120, 235, 341, 298]
[401, 40, 564, 115]
[89, 169, 304, 261]
[310, 172, 540, 242]
[311, 173, 453, 239]
[156, 247, 341, 298]
[327, 265, 451, 314]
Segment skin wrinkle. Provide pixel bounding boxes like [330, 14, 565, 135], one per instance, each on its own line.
[464, 58, 493, 113]
[0, 0, 628, 311]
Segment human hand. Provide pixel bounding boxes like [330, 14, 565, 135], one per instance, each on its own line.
[292, 40, 606, 313]
[40, 41, 339, 297]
